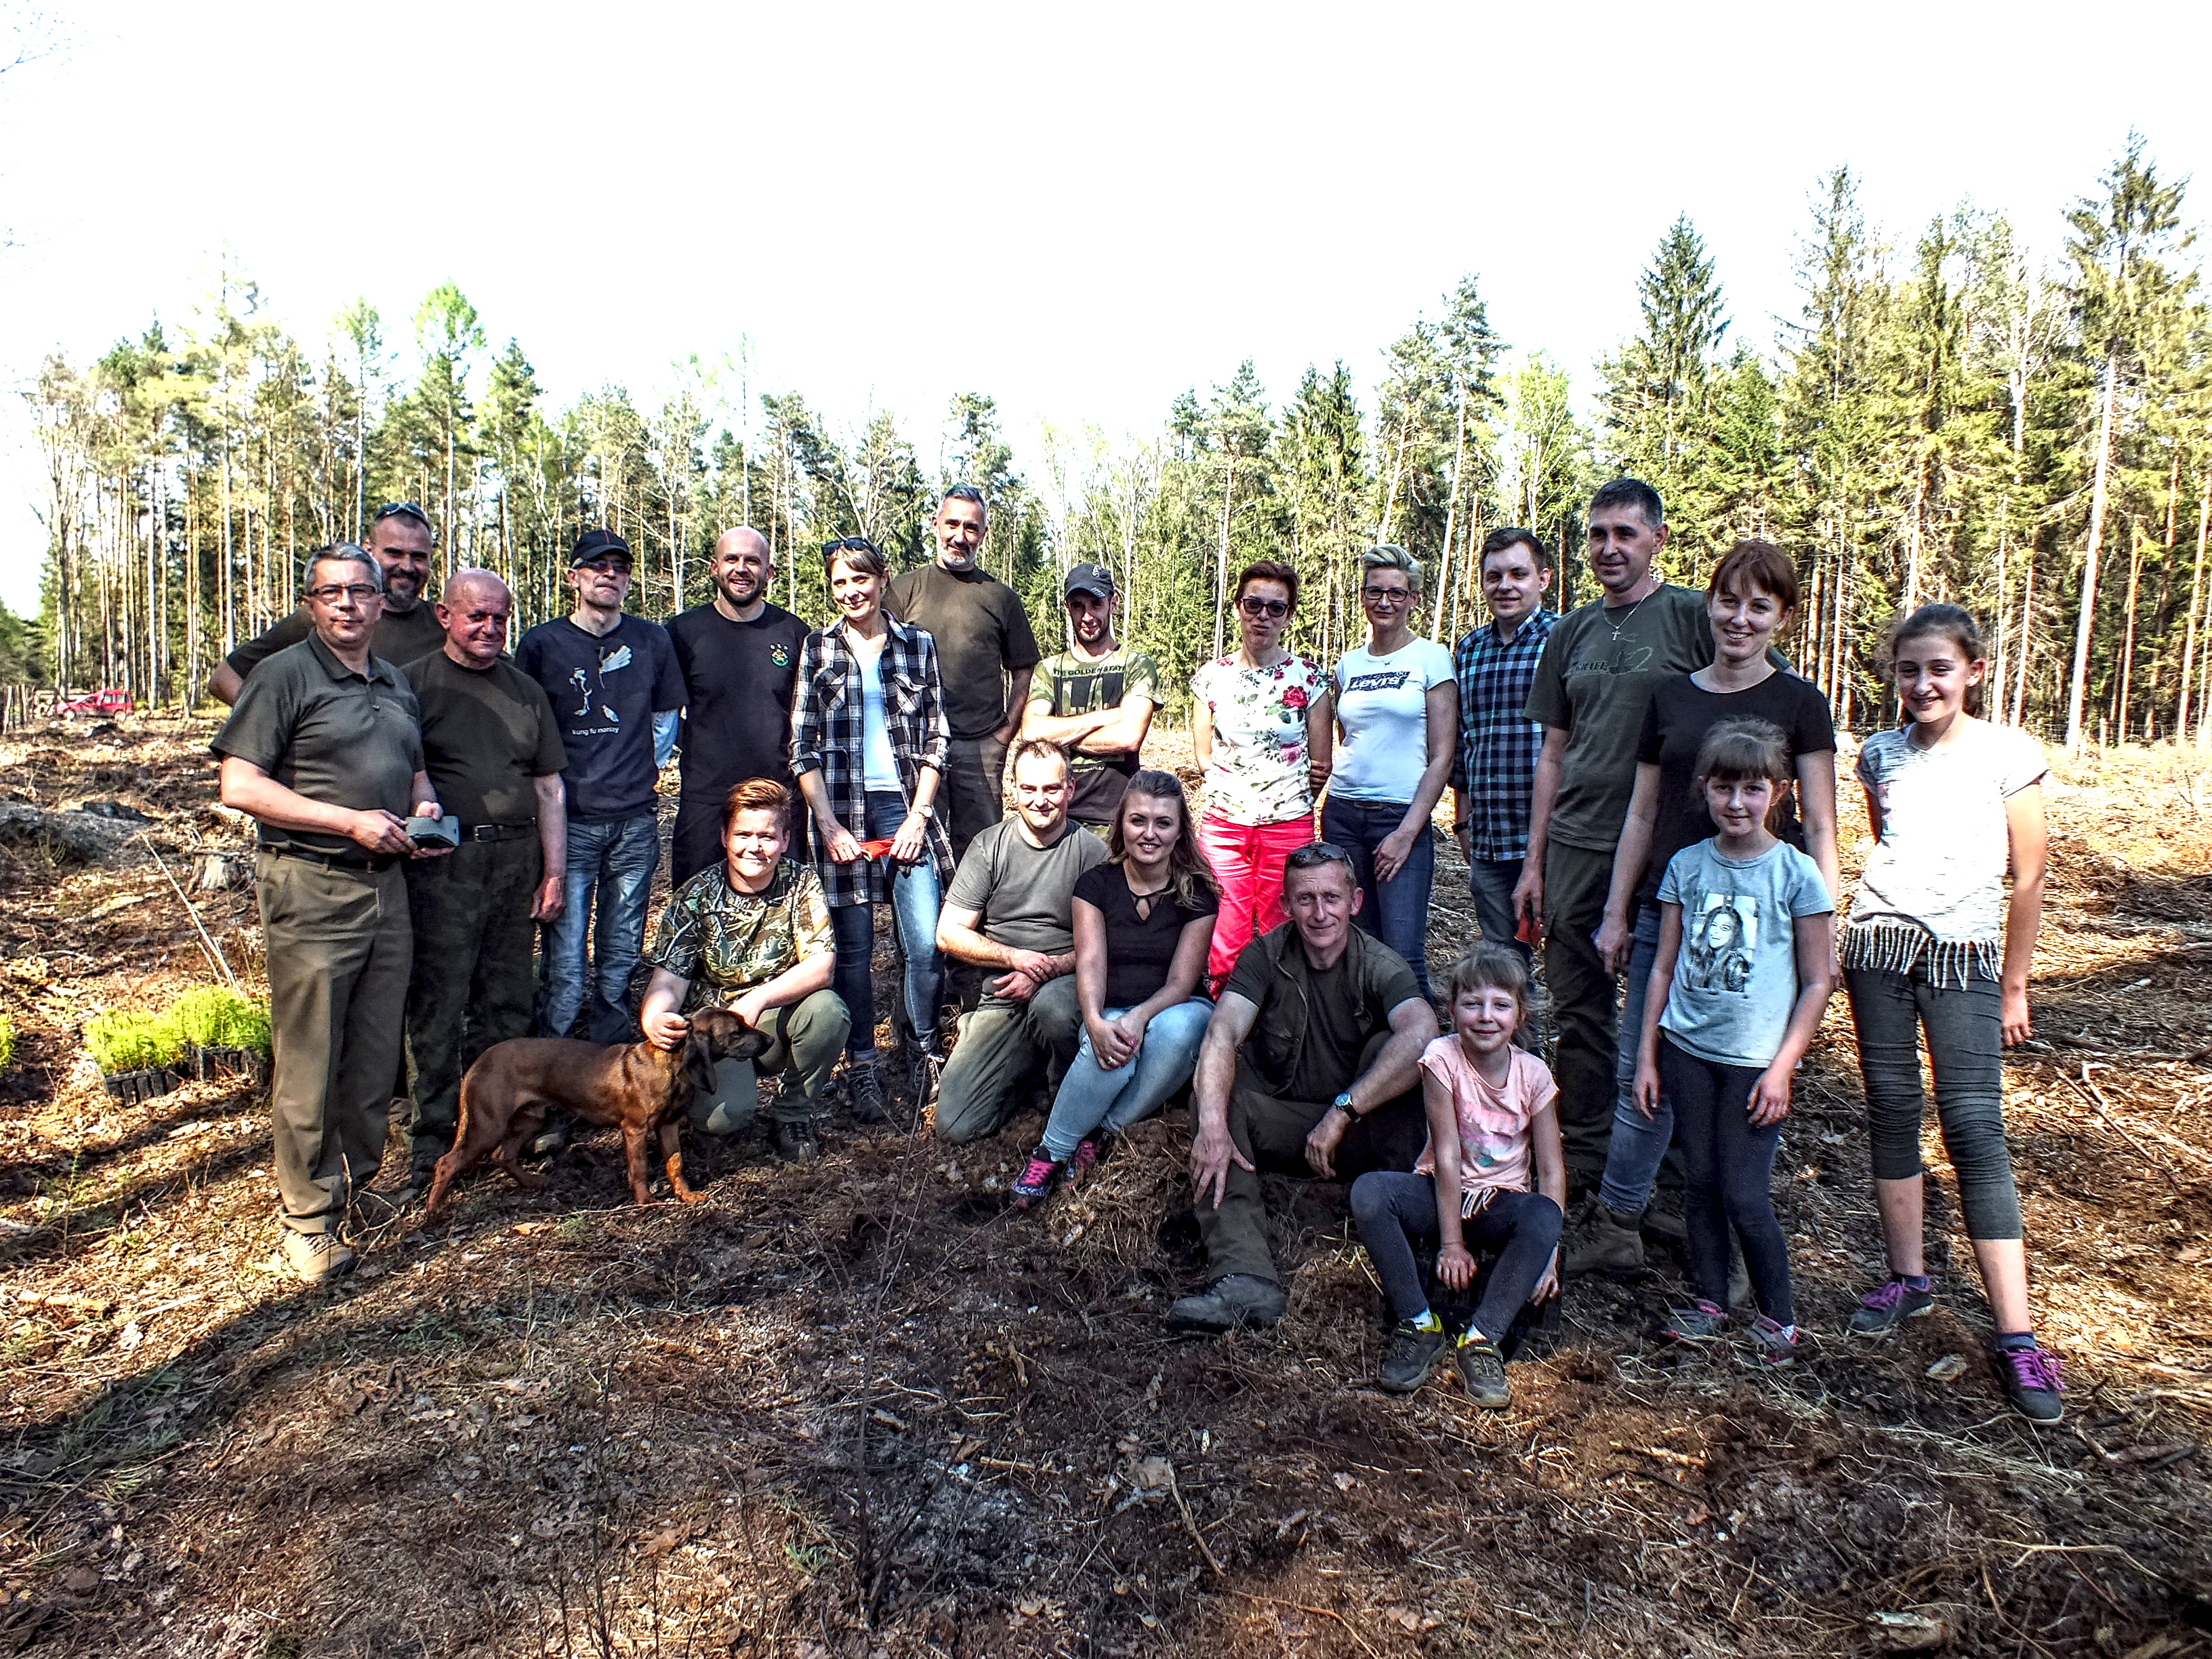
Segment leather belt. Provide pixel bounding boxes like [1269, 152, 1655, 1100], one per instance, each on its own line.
[262, 844, 399, 874]
[462, 822, 537, 842]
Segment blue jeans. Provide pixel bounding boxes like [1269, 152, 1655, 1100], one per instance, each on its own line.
[830, 790, 943, 1057]
[1467, 856, 1530, 968]
[1599, 903, 1672, 1218]
[538, 811, 659, 1040]
[1320, 796, 1434, 1000]
[1040, 998, 1212, 1161]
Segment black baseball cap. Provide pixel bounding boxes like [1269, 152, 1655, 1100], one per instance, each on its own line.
[1063, 562, 1115, 599]
[571, 528, 632, 568]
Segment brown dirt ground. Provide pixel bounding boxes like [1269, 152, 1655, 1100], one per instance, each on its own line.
[0, 719, 2207, 1658]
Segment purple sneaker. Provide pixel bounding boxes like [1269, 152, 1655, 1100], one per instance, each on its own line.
[1065, 1136, 1101, 1185]
[1999, 1347, 2064, 1423]
[1849, 1276, 1936, 1337]
[1010, 1149, 1060, 1210]
[1661, 1299, 1728, 1342]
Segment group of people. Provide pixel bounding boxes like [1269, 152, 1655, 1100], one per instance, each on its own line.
[205, 476, 2065, 1426]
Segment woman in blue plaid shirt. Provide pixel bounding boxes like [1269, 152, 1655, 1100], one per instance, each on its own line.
[792, 538, 957, 1120]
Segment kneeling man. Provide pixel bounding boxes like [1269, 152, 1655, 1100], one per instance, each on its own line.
[1176, 842, 1439, 1330]
[640, 780, 849, 1163]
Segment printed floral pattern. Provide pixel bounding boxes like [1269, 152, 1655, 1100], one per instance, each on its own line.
[1190, 654, 1332, 825]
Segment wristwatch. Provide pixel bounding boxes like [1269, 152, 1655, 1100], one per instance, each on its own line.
[1331, 1091, 1357, 1120]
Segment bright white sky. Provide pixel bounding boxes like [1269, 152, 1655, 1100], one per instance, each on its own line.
[1, 0, 2206, 614]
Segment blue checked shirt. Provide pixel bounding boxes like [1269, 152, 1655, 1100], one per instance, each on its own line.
[1453, 608, 1556, 862]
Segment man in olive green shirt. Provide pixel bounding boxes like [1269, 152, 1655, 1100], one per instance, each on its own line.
[209, 502, 443, 704]
[400, 569, 569, 1178]
[213, 545, 445, 1283]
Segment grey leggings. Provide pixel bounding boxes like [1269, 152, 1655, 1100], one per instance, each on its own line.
[1844, 964, 2022, 1242]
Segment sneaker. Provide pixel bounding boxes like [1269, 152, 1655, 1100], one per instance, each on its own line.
[846, 1059, 886, 1124]
[1454, 1335, 1511, 1408]
[529, 1122, 569, 1159]
[1849, 1277, 1936, 1336]
[1010, 1149, 1061, 1209]
[281, 1231, 357, 1285]
[1748, 1315, 1801, 1368]
[1563, 1205, 1645, 1278]
[771, 1118, 820, 1164]
[1378, 1322, 1449, 1393]
[1065, 1136, 1101, 1185]
[1660, 1299, 1728, 1342]
[903, 1046, 937, 1110]
[1998, 1347, 2064, 1423]
[1167, 1274, 1288, 1332]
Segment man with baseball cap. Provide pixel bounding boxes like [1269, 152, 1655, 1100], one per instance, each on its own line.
[515, 528, 685, 1045]
[1018, 562, 1159, 833]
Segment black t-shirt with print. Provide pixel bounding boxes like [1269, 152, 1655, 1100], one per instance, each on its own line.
[664, 600, 809, 798]
[514, 614, 684, 823]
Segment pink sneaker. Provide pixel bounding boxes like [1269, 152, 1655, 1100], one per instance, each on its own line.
[1065, 1136, 1101, 1185]
[1010, 1149, 1060, 1209]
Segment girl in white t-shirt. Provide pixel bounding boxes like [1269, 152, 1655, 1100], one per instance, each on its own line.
[1840, 604, 2060, 1425]
[1349, 945, 1564, 1408]
[1324, 546, 1458, 1001]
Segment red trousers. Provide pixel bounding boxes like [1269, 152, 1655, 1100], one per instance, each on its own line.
[1197, 811, 1316, 989]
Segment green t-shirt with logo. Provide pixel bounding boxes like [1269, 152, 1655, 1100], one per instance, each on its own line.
[1029, 646, 1160, 826]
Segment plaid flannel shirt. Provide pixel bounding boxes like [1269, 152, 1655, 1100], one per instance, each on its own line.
[790, 615, 956, 907]
[1452, 607, 1556, 862]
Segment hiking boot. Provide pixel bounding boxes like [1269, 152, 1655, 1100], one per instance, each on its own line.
[1999, 1347, 2064, 1424]
[1378, 1322, 1449, 1393]
[1167, 1274, 1288, 1332]
[1563, 1206, 1645, 1277]
[1639, 1200, 1687, 1246]
[1748, 1315, 1801, 1368]
[1455, 1334, 1511, 1408]
[1010, 1148, 1061, 1209]
[281, 1231, 357, 1285]
[1660, 1299, 1728, 1342]
[1065, 1136, 1101, 1185]
[846, 1057, 886, 1124]
[1849, 1277, 1936, 1337]
[771, 1118, 820, 1164]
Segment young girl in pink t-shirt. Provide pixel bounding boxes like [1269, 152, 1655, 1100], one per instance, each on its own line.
[1350, 944, 1565, 1408]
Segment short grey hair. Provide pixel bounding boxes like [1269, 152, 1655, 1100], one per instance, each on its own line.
[443, 567, 512, 605]
[305, 544, 382, 593]
[1360, 544, 1423, 596]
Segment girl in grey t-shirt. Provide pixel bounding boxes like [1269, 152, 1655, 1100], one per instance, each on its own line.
[1632, 719, 1836, 1368]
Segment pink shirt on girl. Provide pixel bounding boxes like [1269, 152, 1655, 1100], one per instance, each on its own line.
[1414, 1036, 1557, 1207]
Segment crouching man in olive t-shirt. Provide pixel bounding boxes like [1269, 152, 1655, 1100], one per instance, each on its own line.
[1173, 842, 1439, 1331]
[932, 741, 1109, 1141]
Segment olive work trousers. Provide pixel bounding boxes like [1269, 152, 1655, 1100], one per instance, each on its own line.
[691, 990, 853, 1129]
[1541, 841, 1619, 1180]
[1195, 1033, 1428, 1288]
[403, 834, 543, 1158]
[255, 851, 412, 1237]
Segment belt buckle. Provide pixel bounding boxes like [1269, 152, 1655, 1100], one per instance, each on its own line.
[471, 824, 498, 842]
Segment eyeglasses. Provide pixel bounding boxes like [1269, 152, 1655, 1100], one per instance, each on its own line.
[307, 583, 380, 605]
[1360, 586, 1412, 605]
[373, 501, 431, 530]
[1237, 596, 1290, 619]
[577, 558, 631, 576]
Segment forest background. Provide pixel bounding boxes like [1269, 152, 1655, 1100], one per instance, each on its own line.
[16, 138, 2212, 753]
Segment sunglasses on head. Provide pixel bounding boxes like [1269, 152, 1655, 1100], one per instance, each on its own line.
[822, 536, 880, 556]
[1284, 841, 1353, 872]
[373, 501, 430, 530]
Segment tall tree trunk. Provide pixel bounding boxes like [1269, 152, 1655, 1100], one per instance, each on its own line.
[2011, 550, 2036, 729]
[2065, 354, 2121, 749]
[1433, 385, 1469, 640]
[2114, 527, 2144, 743]
[2179, 473, 2210, 746]
[1212, 453, 1235, 661]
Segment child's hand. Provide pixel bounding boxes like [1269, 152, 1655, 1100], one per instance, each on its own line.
[1436, 1242, 1475, 1291]
[1632, 1059, 1661, 1120]
[1530, 1247, 1561, 1305]
[1748, 1065, 1793, 1127]
[2001, 983, 2033, 1047]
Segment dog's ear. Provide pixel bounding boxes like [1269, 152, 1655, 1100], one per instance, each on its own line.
[682, 1029, 720, 1094]
[696, 1006, 769, 1063]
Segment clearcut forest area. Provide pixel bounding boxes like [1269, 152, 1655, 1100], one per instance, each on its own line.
[0, 717, 2207, 1659]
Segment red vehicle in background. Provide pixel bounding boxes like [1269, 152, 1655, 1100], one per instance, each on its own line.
[54, 688, 134, 717]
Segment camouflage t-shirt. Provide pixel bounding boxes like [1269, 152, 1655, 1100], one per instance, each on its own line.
[644, 859, 834, 1010]
[1028, 645, 1160, 826]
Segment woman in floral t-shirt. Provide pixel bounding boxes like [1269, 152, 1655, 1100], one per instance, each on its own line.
[1190, 559, 1334, 987]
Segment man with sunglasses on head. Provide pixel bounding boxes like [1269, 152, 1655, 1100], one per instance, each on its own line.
[664, 526, 811, 888]
[886, 485, 1042, 859]
[515, 529, 685, 1048]
[1019, 562, 1158, 835]
[211, 545, 447, 1282]
[1175, 841, 1437, 1331]
[209, 501, 445, 704]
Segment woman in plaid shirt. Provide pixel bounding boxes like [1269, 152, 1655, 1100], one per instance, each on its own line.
[792, 538, 957, 1119]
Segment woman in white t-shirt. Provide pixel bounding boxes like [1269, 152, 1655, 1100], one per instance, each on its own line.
[1324, 546, 1458, 1000]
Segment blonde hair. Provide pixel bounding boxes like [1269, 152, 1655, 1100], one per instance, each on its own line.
[1107, 771, 1218, 911]
[1360, 544, 1424, 596]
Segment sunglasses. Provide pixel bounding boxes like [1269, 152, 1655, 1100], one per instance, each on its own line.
[1237, 595, 1290, 619]
[373, 501, 431, 530]
[823, 536, 881, 557]
[1284, 840, 1354, 872]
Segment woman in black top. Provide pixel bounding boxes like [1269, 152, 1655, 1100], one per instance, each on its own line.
[1012, 771, 1219, 1207]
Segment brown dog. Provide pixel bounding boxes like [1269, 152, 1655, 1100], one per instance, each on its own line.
[424, 1008, 767, 1212]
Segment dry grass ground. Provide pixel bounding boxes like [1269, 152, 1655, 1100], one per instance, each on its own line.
[0, 719, 2207, 1658]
